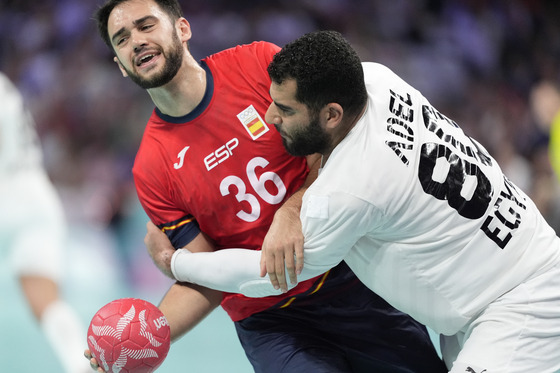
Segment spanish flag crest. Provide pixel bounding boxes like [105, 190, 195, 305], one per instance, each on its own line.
[237, 105, 269, 140]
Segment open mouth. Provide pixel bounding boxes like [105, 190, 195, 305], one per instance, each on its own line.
[136, 52, 160, 68]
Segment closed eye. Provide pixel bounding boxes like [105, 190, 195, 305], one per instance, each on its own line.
[275, 102, 295, 116]
[116, 36, 128, 46]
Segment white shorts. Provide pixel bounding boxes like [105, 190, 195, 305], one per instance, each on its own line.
[441, 261, 560, 373]
[0, 169, 66, 281]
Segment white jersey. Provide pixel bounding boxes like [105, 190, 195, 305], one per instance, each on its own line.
[171, 62, 560, 370]
[300, 62, 560, 335]
[0, 73, 42, 176]
[171, 62, 560, 336]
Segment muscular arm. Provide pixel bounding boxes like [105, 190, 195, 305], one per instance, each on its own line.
[145, 220, 296, 297]
[145, 222, 223, 341]
[145, 221, 215, 278]
[171, 248, 330, 297]
[171, 192, 373, 298]
[159, 281, 222, 342]
[145, 211, 328, 297]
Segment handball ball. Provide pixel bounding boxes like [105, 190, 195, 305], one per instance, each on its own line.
[87, 298, 171, 373]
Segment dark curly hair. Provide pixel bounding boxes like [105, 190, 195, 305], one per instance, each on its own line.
[94, 0, 183, 49]
[268, 30, 367, 118]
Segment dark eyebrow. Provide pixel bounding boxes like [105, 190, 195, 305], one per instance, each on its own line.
[274, 101, 294, 113]
[111, 15, 158, 45]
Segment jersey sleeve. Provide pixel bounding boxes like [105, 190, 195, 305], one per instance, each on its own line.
[301, 191, 377, 271]
[133, 151, 201, 249]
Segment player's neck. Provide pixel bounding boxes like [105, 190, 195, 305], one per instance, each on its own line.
[147, 57, 206, 118]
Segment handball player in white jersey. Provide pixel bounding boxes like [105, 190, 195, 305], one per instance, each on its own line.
[0, 73, 88, 373]
[153, 31, 560, 372]
[90, 1, 448, 372]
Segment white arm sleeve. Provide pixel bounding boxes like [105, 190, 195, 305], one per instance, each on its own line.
[170, 192, 373, 298]
[170, 248, 329, 298]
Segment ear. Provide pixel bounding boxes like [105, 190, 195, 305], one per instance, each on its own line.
[113, 56, 128, 77]
[176, 17, 192, 44]
[323, 103, 344, 130]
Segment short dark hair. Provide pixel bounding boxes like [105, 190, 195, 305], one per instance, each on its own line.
[94, 0, 183, 49]
[268, 30, 367, 118]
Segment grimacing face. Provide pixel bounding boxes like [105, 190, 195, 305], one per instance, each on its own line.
[108, 0, 185, 89]
[266, 79, 330, 156]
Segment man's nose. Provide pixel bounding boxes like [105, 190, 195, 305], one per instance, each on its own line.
[265, 104, 279, 125]
[131, 31, 147, 52]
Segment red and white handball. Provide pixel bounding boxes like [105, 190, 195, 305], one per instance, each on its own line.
[87, 298, 171, 373]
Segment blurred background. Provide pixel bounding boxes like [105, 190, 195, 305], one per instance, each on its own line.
[1, 0, 560, 372]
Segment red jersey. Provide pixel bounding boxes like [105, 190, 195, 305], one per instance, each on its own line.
[133, 41, 324, 321]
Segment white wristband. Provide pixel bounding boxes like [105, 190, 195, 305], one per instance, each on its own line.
[171, 248, 192, 281]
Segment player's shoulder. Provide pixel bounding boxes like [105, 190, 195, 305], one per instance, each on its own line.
[362, 62, 419, 96]
[362, 61, 391, 74]
[233, 41, 280, 55]
[204, 41, 280, 68]
[362, 62, 403, 88]
[219, 40, 280, 56]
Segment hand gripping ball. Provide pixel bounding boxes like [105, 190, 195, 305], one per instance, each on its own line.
[87, 298, 171, 372]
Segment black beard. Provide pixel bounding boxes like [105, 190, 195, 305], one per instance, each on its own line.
[281, 115, 330, 157]
[125, 33, 184, 89]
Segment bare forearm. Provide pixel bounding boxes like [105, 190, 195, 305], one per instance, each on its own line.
[158, 281, 222, 342]
[146, 222, 215, 279]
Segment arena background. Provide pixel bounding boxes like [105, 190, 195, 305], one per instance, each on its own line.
[1, 0, 560, 371]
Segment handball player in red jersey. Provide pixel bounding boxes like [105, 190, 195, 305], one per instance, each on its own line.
[87, 0, 448, 372]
